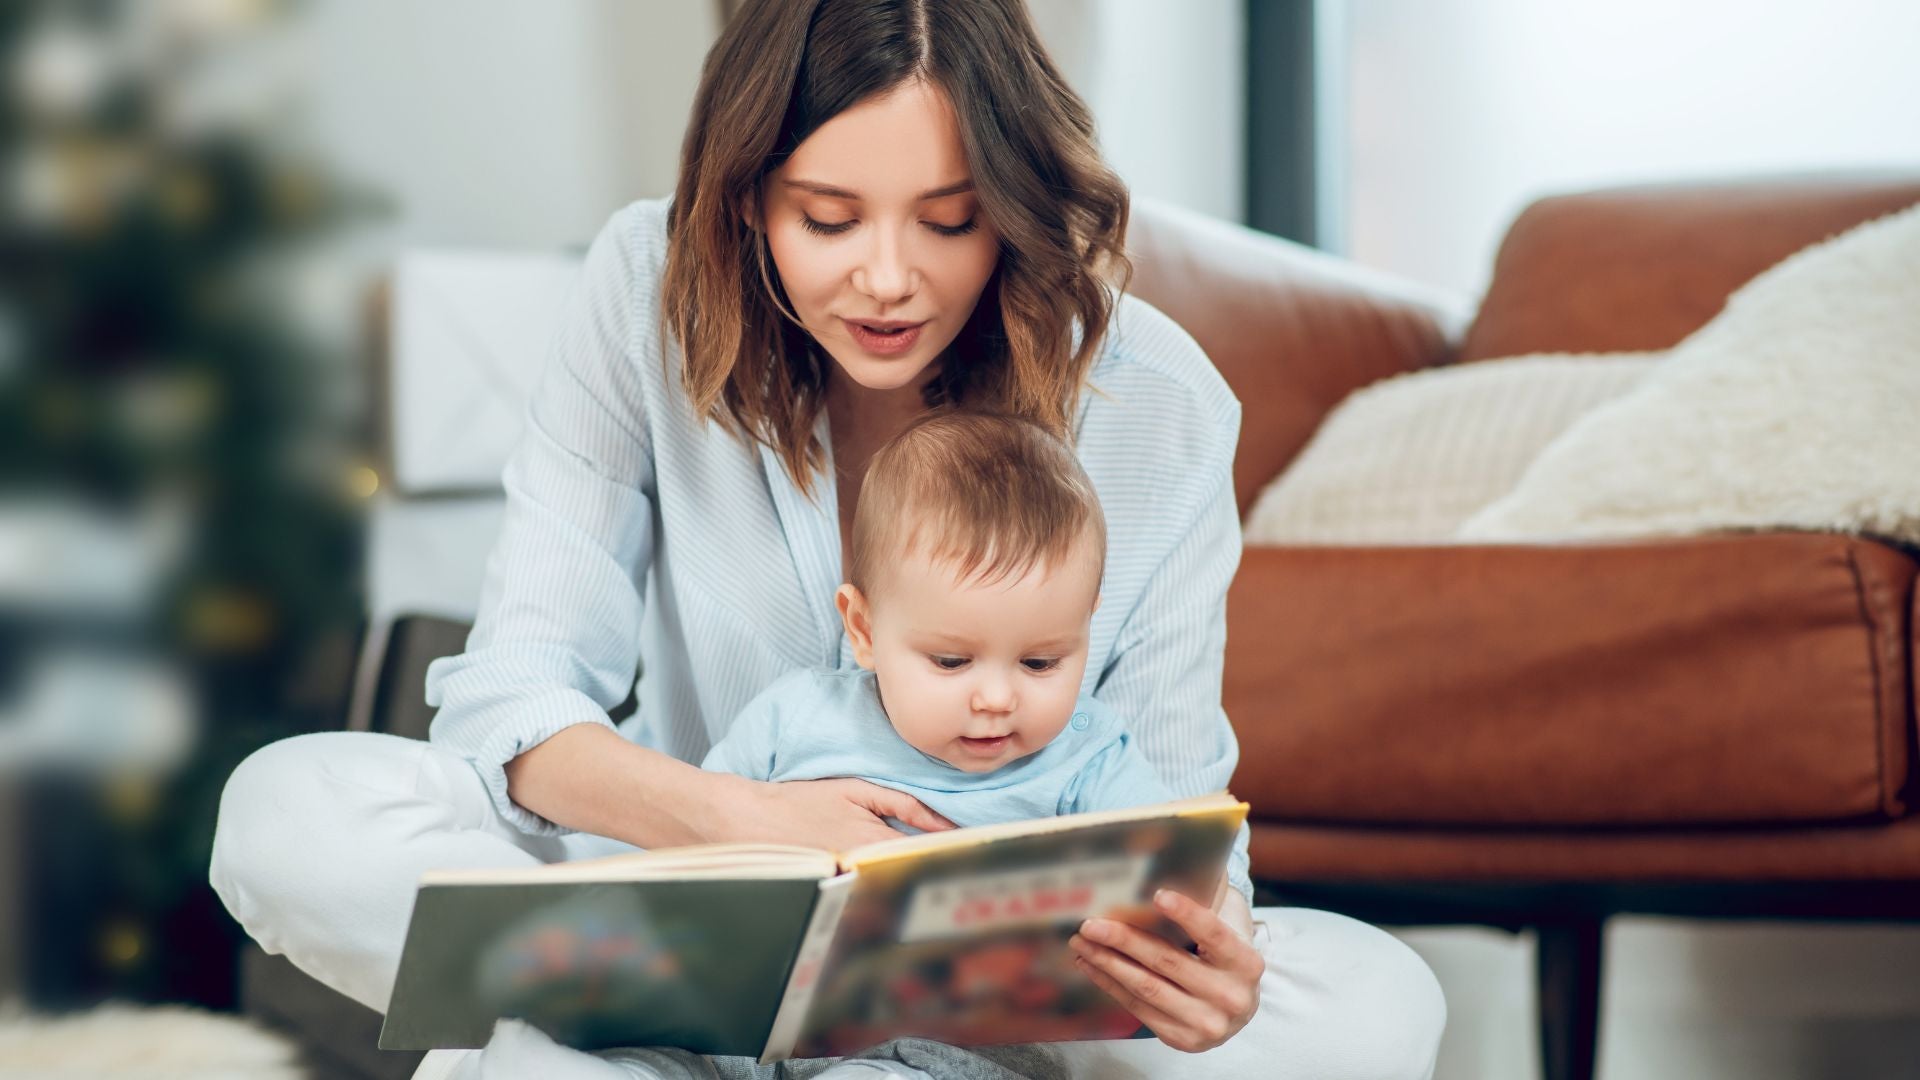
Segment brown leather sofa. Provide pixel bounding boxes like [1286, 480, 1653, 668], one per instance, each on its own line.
[1124, 174, 1920, 1080]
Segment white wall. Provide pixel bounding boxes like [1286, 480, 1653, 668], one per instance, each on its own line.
[284, 0, 715, 252]
[1031, 0, 1247, 222]
[1342, 0, 1920, 296]
[279, 0, 1241, 248]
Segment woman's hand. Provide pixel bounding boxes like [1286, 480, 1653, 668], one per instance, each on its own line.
[1069, 888, 1264, 1053]
[706, 773, 957, 850]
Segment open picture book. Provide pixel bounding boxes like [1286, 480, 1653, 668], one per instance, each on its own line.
[379, 792, 1248, 1062]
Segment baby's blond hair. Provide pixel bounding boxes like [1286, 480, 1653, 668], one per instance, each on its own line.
[849, 410, 1106, 596]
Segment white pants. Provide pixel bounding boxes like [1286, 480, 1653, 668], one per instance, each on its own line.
[209, 732, 1445, 1080]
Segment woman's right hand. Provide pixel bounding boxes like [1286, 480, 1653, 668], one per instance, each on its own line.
[706, 773, 957, 850]
[506, 728, 955, 851]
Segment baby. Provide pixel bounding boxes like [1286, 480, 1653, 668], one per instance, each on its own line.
[702, 409, 1251, 904]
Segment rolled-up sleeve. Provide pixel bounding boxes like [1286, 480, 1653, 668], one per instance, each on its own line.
[1093, 444, 1254, 905]
[423, 205, 657, 835]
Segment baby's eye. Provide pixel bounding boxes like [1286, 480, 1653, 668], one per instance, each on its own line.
[1021, 657, 1061, 673]
[930, 655, 970, 671]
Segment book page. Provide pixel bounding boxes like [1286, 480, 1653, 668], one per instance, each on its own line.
[420, 844, 838, 886]
[760, 872, 857, 1063]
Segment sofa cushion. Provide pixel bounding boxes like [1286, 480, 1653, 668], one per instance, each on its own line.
[1460, 200, 1920, 546]
[1225, 533, 1915, 827]
[1244, 352, 1654, 545]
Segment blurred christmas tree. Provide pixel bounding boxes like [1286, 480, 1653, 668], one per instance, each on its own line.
[1, 0, 388, 1008]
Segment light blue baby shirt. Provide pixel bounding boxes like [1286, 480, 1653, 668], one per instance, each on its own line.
[701, 666, 1253, 903]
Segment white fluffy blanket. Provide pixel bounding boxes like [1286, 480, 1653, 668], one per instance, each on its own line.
[0, 1001, 303, 1079]
[1458, 200, 1920, 546]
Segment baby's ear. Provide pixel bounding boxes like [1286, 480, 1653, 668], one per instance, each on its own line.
[835, 584, 877, 668]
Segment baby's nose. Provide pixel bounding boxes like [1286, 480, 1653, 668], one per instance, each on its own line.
[970, 676, 1016, 713]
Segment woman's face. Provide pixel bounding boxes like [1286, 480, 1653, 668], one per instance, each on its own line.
[760, 80, 1000, 396]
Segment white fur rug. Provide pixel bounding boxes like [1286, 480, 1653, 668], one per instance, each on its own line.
[0, 1001, 304, 1079]
[1458, 200, 1920, 545]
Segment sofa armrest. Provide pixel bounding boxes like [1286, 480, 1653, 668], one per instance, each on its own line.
[347, 612, 638, 741]
[347, 613, 477, 740]
[1124, 199, 1469, 515]
[1225, 533, 1916, 827]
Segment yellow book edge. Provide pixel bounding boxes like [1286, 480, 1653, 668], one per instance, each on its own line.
[839, 791, 1244, 867]
[417, 791, 1244, 888]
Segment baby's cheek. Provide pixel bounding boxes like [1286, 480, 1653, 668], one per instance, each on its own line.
[883, 669, 958, 746]
[1032, 683, 1083, 740]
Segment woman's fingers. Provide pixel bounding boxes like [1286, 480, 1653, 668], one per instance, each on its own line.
[846, 780, 957, 832]
[1066, 945, 1184, 1035]
[1068, 935, 1225, 1051]
[1076, 914, 1219, 998]
[743, 779, 944, 850]
[1067, 890, 1266, 1052]
[1154, 889, 1265, 983]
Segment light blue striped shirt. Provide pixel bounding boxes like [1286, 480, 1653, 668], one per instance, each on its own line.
[424, 197, 1252, 902]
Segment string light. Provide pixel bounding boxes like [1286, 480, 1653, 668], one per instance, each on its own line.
[348, 464, 380, 499]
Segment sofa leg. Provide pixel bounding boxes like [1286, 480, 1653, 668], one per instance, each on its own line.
[1536, 916, 1604, 1080]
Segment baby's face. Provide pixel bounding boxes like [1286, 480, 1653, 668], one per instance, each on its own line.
[838, 538, 1101, 773]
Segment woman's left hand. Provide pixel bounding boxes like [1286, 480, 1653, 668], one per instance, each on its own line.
[1068, 888, 1263, 1053]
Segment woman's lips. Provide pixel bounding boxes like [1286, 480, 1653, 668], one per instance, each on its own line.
[844, 318, 926, 356]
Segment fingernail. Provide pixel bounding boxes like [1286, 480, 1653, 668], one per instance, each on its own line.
[1082, 919, 1113, 942]
[1155, 889, 1177, 910]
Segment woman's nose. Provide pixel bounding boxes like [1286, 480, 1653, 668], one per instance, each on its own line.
[853, 227, 916, 303]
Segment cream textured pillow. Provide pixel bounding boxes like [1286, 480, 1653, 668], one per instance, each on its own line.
[1244, 353, 1657, 545]
[1458, 201, 1920, 546]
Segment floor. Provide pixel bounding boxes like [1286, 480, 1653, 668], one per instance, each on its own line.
[1394, 919, 1920, 1079]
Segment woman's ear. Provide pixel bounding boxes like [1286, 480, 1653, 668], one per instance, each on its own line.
[835, 583, 877, 669]
[739, 182, 764, 232]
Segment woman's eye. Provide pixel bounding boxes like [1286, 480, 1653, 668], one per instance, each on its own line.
[800, 215, 854, 237]
[1021, 657, 1061, 673]
[929, 218, 979, 237]
[798, 216, 979, 238]
[930, 655, 969, 671]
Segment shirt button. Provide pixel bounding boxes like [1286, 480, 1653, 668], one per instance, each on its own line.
[1070, 711, 1091, 731]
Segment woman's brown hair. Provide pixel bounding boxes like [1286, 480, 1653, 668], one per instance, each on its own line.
[663, 0, 1132, 496]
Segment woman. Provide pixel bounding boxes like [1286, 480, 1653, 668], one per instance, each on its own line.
[210, 1, 1445, 1077]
